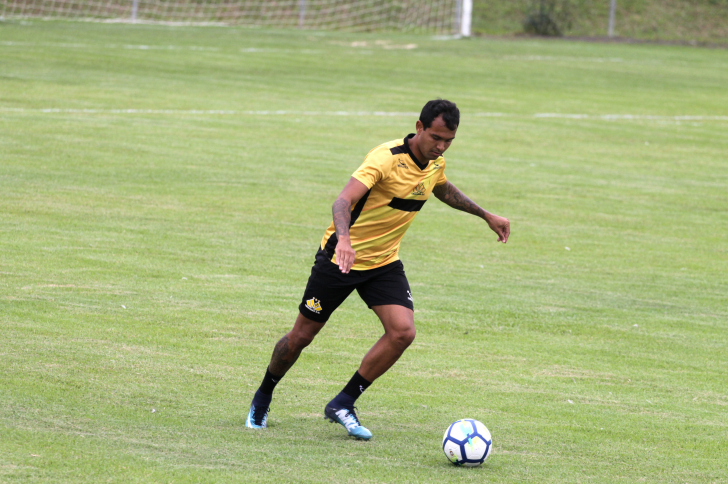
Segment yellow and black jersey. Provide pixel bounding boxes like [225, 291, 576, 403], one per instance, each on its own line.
[319, 133, 448, 270]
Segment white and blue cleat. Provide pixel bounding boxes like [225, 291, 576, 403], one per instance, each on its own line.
[245, 404, 269, 429]
[324, 404, 372, 440]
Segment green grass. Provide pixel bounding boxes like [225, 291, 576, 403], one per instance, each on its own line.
[1, 20, 727, 483]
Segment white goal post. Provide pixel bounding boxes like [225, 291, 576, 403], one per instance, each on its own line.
[1, 0, 473, 36]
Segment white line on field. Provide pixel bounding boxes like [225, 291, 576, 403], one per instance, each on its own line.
[0, 41, 348, 54]
[0, 41, 650, 62]
[529, 113, 728, 121]
[0, 40, 221, 51]
[1, 107, 726, 121]
[501, 55, 624, 63]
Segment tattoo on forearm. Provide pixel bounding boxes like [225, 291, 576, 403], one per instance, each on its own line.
[332, 198, 352, 237]
[433, 183, 485, 218]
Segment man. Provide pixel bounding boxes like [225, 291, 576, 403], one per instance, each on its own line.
[246, 99, 510, 440]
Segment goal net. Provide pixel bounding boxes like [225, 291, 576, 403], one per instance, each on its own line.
[0, 0, 472, 35]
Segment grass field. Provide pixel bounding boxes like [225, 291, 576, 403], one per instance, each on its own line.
[1, 20, 727, 483]
[473, 0, 728, 44]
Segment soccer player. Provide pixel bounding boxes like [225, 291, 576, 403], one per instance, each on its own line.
[246, 99, 510, 439]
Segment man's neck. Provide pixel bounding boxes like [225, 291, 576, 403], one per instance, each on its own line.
[407, 134, 425, 165]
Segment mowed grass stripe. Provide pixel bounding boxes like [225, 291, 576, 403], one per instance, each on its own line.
[1, 20, 727, 483]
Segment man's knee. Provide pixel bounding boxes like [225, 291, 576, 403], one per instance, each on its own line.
[390, 324, 416, 349]
[288, 330, 315, 350]
[289, 313, 324, 349]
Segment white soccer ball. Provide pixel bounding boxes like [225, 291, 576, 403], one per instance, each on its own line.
[442, 419, 492, 466]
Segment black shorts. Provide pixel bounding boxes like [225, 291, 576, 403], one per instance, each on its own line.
[298, 250, 414, 323]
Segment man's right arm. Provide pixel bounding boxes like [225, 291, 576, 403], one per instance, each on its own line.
[332, 177, 370, 274]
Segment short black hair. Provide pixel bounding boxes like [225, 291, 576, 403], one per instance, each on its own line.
[419, 99, 459, 131]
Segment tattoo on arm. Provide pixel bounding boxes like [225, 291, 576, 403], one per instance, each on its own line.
[432, 182, 486, 218]
[332, 198, 352, 238]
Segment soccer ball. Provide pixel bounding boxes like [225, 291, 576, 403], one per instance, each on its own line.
[442, 419, 492, 466]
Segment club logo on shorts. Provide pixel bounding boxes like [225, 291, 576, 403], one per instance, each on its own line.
[305, 297, 322, 314]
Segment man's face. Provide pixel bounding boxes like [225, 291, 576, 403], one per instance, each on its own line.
[415, 115, 457, 161]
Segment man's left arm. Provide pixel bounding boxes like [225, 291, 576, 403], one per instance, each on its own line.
[432, 181, 510, 243]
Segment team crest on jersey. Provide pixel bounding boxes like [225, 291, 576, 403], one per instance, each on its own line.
[411, 182, 426, 196]
[305, 297, 322, 314]
[397, 161, 409, 169]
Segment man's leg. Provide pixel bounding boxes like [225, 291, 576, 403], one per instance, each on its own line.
[324, 304, 415, 439]
[246, 313, 324, 429]
[360, 304, 416, 381]
[269, 312, 325, 376]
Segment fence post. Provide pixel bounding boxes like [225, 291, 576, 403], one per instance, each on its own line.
[460, 0, 472, 37]
[608, 0, 616, 37]
[131, 0, 138, 22]
[298, 0, 305, 28]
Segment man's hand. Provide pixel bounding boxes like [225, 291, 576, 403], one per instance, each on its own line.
[335, 235, 356, 273]
[485, 213, 510, 243]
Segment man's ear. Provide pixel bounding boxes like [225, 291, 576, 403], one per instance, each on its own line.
[415, 120, 424, 134]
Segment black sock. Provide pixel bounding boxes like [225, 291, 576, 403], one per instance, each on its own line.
[253, 388, 272, 408]
[331, 371, 372, 408]
[258, 368, 283, 396]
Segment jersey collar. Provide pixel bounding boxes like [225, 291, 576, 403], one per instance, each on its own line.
[403, 133, 430, 171]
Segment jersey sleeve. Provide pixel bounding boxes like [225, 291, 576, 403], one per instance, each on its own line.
[351, 148, 394, 189]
